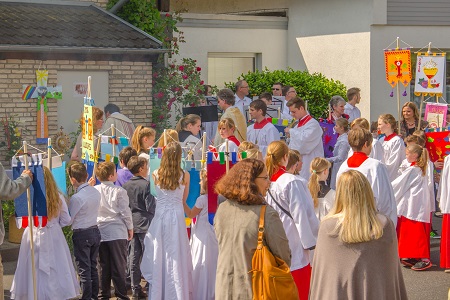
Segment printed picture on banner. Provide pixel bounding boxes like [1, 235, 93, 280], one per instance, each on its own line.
[73, 82, 88, 97]
[414, 55, 446, 95]
[424, 102, 448, 128]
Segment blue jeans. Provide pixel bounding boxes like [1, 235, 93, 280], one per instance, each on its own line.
[73, 226, 101, 300]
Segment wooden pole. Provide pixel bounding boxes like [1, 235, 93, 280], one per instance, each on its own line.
[225, 139, 229, 173]
[87, 76, 91, 99]
[111, 124, 116, 158]
[23, 141, 38, 300]
[277, 107, 281, 119]
[163, 129, 167, 146]
[92, 134, 102, 180]
[47, 138, 52, 169]
[418, 94, 424, 129]
[201, 132, 207, 170]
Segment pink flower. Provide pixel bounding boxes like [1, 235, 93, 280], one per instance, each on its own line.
[159, 115, 164, 120]
[165, 13, 171, 17]
[170, 64, 175, 69]
[182, 75, 188, 80]
[152, 73, 158, 78]
[150, 123, 156, 128]
[179, 66, 184, 71]
[196, 67, 201, 72]
[190, 103, 196, 107]
[155, 92, 164, 99]
[200, 80, 204, 85]
[184, 85, 189, 89]
[197, 89, 203, 94]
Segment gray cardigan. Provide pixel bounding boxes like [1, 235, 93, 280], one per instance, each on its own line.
[214, 200, 291, 299]
[0, 162, 32, 244]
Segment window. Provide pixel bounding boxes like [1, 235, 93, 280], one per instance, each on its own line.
[207, 53, 260, 89]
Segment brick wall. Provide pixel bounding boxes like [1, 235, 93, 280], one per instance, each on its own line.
[0, 59, 153, 167]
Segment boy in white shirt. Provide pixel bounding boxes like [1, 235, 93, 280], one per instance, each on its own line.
[68, 162, 101, 300]
[247, 99, 280, 157]
[95, 162, 133, 299]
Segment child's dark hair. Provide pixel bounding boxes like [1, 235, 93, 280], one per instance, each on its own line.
[127, 156, 148, 175]
[96, 162, 116, 181]
[119, 146, 138, 167]
[67, 161, 88, 183]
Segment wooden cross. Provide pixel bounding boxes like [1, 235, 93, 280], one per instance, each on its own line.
[22, 70, 62, 144]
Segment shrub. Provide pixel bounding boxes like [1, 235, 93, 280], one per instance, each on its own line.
[225, 68, 347, 119]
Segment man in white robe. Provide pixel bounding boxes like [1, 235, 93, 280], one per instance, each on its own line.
[336, 128, 397, 226]
[247, 99, 280, 157]
[285, 97, 324, 180]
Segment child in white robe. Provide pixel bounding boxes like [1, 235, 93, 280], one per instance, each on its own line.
[377, 114, 406, 181]
[348, 118, 384, 161]
[308, 158, 336, 221]
[336, 128, 397, 226]
[185, 171, 218, 300]
[11, 167, 79, 300]
[247, 99, 280, 157]
[265, 140, 319, 300]
[392, 144, 432, 271]
[284, 97, 324, 180]
[327, 118, 350, 189]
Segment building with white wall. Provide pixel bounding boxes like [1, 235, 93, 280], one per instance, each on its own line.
[174, 0, 450, 122]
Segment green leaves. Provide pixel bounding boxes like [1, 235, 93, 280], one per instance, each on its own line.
[225, 68, 347, 119]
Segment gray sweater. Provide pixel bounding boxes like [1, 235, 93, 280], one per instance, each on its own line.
[0, 162, 32, 244]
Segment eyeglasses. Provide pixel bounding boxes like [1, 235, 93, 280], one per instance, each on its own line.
[256, 176, 270, 180]
[240, 86, 249, 89]
[287, 90, 297, 94]
[272, 88, 280, 91]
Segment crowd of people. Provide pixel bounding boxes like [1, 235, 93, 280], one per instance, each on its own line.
[2, 82, 450, 300]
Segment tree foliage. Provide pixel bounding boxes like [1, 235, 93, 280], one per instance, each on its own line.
[226, 68, 347, 119]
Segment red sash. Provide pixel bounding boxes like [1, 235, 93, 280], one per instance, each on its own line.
[297, 115, 313, 128]
[227, 135, 240, 147]
[347, 152, 369, 168]
[270, 166, 286, 182]
[384, 132, 398, 142]
[410, 161, 416, 167]
[254, 118, 270, 129]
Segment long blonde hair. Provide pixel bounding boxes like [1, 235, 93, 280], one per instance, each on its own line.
[131, 126, 156, 154]
[43, 166, 63, 221]
[238, 141, 261, 160]
[407, 144, 429, 176]
[157, 129, 179, 148]
[308, 158, 331, 208]
[265, 141, 289, 179]
[326, 170, 383, 243]
[156, 142, 184, 190]
[175, 114, 201, 132]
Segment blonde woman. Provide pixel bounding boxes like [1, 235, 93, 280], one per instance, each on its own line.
[141, 142, 194, 299]
[11, 167, 79, 299]
[308, 158, 335, 220]
[310, 170, 407, 300]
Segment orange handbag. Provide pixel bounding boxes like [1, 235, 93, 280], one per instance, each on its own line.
[249, 205, 299, 300]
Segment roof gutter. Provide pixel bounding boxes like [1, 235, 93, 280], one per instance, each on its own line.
[0, 45, 170, 55]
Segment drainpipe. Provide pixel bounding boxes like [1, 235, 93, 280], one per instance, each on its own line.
[109, 0, 130, 14]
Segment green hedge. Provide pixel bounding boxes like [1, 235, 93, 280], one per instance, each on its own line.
[225, 68, 347, 119]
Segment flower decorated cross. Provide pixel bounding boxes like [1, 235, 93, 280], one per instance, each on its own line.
[22, 70, 62, 144]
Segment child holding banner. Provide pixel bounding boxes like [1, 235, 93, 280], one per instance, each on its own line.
[184, 170, 218, 300]
[11, 167, 79, 300]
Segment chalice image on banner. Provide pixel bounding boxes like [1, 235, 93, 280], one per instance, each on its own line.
[423, 59, 438, 89]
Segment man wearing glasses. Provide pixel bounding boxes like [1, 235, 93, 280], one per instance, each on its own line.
[280, 85, 296, 120]
[233, 80, 252, 116]
[272, 82, 283, 97]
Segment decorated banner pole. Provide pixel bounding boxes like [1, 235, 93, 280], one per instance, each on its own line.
[111, 124, 116, 158]
[201, 132, 207, 170]
[23, 141, 38, 300]
[277, 107, 281, 119]
[163, 129, 167, 146]
[225, 139, 230, 173]
[47, 138, 52, 169]
[92, 134, 102, 180]
[396, 37, 402, 128]
[418, 94, 424, 129]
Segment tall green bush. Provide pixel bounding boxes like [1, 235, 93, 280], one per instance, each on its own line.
[226, 68, 347, 119]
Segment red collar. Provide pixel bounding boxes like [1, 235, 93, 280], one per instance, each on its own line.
[254, 118, 270, 129]
[347, 152, 369, 168]
[297, 115, 313, 127]
[270, 166, 286, 182]
[384, 132, 398, 142]
[410, 161, 416, 167]
[227, 135, 240, 146]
